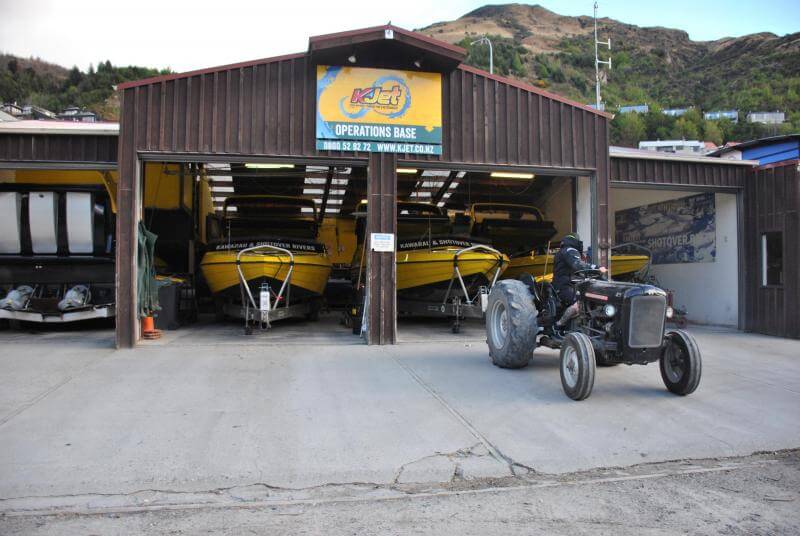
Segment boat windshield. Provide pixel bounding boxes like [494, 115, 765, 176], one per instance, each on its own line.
[223, 196, 318, 240]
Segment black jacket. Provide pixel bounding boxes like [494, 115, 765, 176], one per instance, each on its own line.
[553, 235, 595, 293]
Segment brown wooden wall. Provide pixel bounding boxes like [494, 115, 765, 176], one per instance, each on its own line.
[611, 156, 748, 189]
[117, 56, 608, 171]
[743, 161, 800, 339]
[0, 133, 117, 165]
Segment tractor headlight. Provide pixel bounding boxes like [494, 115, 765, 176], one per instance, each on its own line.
[603, 304, 616, 317]
[665, 306, 674, 319]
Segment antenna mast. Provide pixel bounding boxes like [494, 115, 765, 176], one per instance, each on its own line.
[594, 2, 611, 110]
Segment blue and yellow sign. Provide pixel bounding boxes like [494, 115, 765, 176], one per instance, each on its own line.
[316, 65, 442, 155]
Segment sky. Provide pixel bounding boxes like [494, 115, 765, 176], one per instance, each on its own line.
[1, 0, 798, 73]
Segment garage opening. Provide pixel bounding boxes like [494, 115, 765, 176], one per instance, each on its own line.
[132, 159, 603, 344]
[361, 166, 600, 342]
[136, 160, 367, 344]
[610, 187, 739, 327]
[0, 167, 116, 329]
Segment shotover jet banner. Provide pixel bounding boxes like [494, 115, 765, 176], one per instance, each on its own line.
[316, 65, 442, 155]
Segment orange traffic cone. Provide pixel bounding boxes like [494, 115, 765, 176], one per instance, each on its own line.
[142, 316, 162, 340]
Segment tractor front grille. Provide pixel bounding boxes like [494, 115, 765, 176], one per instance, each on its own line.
[628, 295, 666, 348]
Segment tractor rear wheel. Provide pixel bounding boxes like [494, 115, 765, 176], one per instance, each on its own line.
[486, 280, 538, 369]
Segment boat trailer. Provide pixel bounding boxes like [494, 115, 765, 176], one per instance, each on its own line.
[223, 244, 319, 334]
[398, 244, 506, 333]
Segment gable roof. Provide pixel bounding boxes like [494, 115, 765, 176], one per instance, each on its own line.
[116, 25, 611, 119]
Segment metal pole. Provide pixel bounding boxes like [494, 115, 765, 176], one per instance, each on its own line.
[471, 37, 493, 75]
[487, 38, 493, 75]
[594, 2, 600, 110]
[594, 2, 611, 111]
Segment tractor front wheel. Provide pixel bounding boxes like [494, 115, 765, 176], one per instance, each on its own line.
[660, 329, 702, 395]
[559, 332, 596, 401]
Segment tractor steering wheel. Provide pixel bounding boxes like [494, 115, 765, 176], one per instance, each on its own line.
[571, 268, 605, 284]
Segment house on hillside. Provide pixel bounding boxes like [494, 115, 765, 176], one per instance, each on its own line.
[57, 106, 99, 122]
[746, 111, 784, 125]
[704, 110, 739, 123]
[663, 108, 690, 117]
[618, 104, 649, 114]
[638, 139, 708, 154]
[1, 103, 57, 120]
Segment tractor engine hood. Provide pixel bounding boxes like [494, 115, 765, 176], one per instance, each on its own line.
[578, 279, 666, 305]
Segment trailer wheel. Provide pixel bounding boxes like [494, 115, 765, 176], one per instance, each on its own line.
[486, 280, 537, 369]
[560, 332, 596, 401]
[660, 329, 702, 395]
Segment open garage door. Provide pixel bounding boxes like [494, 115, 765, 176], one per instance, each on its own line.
[610, 187, 739, 327]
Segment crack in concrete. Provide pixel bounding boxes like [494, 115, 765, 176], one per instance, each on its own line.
[1, 451, 794, 518]
[388, 351, 537, 478]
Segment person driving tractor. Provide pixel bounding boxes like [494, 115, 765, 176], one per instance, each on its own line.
[552, 233, 607, 334]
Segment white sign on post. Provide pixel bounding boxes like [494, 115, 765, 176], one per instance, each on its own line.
[370, 233, 395, 252]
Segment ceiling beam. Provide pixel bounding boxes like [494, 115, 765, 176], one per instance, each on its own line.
[431, 171, 456, 204]
[317, 168, 334, 223]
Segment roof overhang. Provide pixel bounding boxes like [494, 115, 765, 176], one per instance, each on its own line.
[308, 24, 466, 73]
[610, 146, 757, 166]
[0, 120, 119, 136]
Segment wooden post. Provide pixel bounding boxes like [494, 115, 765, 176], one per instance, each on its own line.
[115, 88, 140, 348]
[365, 152, 397, 345]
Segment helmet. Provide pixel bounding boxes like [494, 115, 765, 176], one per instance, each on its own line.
[561, 233, 583, 251]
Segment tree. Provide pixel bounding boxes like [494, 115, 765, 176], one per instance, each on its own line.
[611, 112, 646, 147]
[671, 117, 699, 140]
[703, 120, 723, 145]
[643, 104, 675, 140]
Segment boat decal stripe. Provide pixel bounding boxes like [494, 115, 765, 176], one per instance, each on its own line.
[397, 238, 486, 251]
[208, 239, 325, 253]
[201, 261, 332, 268]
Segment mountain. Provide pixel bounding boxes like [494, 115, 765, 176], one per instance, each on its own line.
[2, 4, 798, 143]
[420, 4, 800, 145]
[0, 54, 168, 121]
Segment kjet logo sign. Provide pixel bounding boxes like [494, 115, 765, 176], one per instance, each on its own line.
[347, 81, 407, 116]
[316, 65, 442, 155]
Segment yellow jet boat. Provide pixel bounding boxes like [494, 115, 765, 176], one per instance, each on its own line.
[351, 202, 507, 311]
[503, 252, 651, 281]
[200, 196, 332, 304]
[466, 203, 650, 281]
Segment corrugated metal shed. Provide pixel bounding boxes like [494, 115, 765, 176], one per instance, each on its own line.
[743, 160, 800, 339]
[0, 121, 118, 167]
[610, 146, 754, 189]
[115, 24, 612, 348]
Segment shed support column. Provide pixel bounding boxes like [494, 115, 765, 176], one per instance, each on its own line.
[115, 159, 140, 348]
[365, 152, 397, 345]
[115, 89, 140, 349]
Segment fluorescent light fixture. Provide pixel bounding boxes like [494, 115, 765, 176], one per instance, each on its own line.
[244, 163, 295, 169]
[397, 168, 418, 174]
[361, 198, 368, 204]
[490, 171, 535, 180]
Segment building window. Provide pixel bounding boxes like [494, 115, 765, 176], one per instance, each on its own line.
[761, 232, 783, 286]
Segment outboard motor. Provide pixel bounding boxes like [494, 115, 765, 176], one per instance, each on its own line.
[1, 285, 34, 311]
[57, 285, 91, 311]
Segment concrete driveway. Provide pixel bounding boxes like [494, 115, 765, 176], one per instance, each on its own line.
[1, 318, 799, 513]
